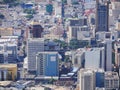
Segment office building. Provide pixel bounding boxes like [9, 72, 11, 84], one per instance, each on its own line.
[105, 40, 112, 71]
[0, 64, 17, 81]
[105, 71, 119, 90]
[77, 26, 91, 41]
[36, 52, 59, 76]
[68, 17, 87, 41]
[0, 43, 17, 63]
[27, 38, 44, 71]
[71, 48, 85, 67]
[98, 40, 112, 71]
[96, 0, 109, 32]
[78, 69, 95, 90]
[95, 69, 105, 88]
[85, 47, 105, 69]
[29, 22, 43, 38]
[95, 31, 118, 41]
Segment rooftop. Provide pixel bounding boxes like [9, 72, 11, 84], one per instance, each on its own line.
[0, 81, 12, 87]
[0, 64, 17, 69]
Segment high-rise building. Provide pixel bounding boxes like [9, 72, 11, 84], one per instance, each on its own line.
[98, 40, 112, 71]
[85, 47, 105, 69]
[96, 0, 109, 32]
[105, 40, 112, 71]
[78, 69, 95, 90]
[27, 38, 44, 71]
[29, 22, 43, 38]
[95, 69, 105, 88]
[36, 52, 59, 76]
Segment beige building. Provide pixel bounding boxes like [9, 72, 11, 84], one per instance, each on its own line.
[0, 28, 13, 36]
[116, 22, 120, 30]
[105, 72, 119, 90]
[110, 1, 120, 19]
[114, 42, 120, 66]
[0, 64, 17, 81]
[78, 69, 95, 90]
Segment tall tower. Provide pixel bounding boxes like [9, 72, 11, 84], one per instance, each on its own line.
[27, 38, 44, 72]
[29, 22, 43, 38]
[96, 0, 109, 32]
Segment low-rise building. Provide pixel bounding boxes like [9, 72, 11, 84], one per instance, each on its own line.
[0, 64, 17, 81]
[0, 28, 13, 36]
[105, 72, 119, 90]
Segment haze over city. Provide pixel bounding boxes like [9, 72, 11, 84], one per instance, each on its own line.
[0, 0, 120, 90]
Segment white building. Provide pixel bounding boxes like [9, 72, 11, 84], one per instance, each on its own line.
[77, 26, 91, 41]
[27, 38, 44, 71]
[105, 40, 112, 71]
[68, 18, 88, 42]
[95, 31, 118, 41]
[85, 48, 105, 69]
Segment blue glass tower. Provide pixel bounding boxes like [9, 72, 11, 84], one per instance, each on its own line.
[36, 52, 59, 76]
[95, 71, 105, 87]
[96, 0, 109, 32]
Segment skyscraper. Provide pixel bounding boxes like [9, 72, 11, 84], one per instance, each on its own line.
[27, 38, 44, 72]
[95, 69, 105, 88]
[36, 52, 59, 76]
[96, 0, 109, 32]
[85, 48, 105, 69]
[29, 22, 43, 38]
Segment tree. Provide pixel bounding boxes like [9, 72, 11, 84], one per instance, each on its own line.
[62, 0, 67, 4]
[49, 77, 55, 84]
[46, 4, 53, 15]
[79, 40, 89, 48]
[2, 0, 17, 4]
[24, 9, 36, 14]
[0, 13, 5, 19]
[25, 14, 33, 19]
[69, 39, 79, 50]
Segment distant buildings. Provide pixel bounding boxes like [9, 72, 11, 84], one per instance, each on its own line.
[77, 69, 119, 90]
[27, 38, 44, 72]
[68, 17, 89, 41]
[44, 40, 60, 51]
[96, 0, 109, 32]
[36, 52, 59, 76]
[0, 39, 18, 63]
